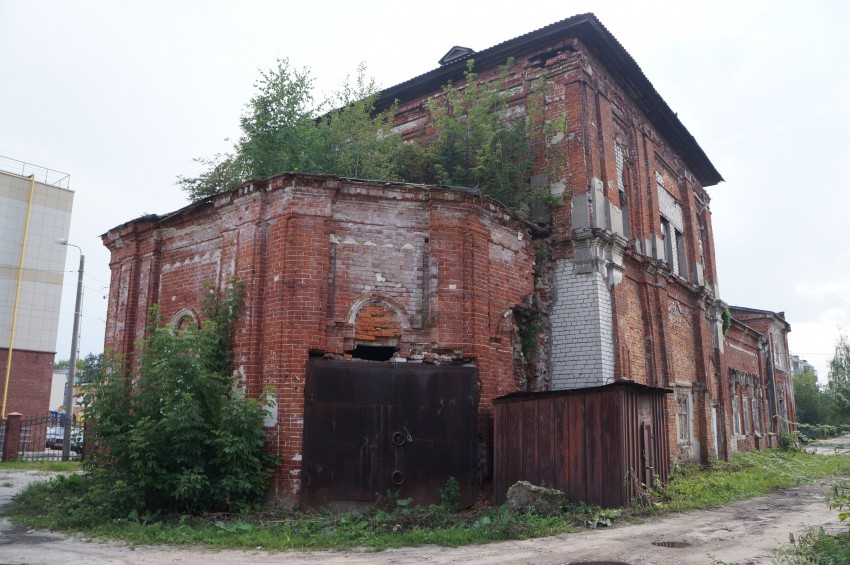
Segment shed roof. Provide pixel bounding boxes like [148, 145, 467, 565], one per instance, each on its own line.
[493, 379, 672, 404]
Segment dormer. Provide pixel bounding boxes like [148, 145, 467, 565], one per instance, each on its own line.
[438, 45, 475, 66]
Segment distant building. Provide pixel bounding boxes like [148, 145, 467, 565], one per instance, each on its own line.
[790, 354, 817, 377]
[0, 156, 73, 416]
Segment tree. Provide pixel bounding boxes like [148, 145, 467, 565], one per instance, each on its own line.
[793, 369, 831, 425]
[82, 278, 276, 515]
[425, 59, 559, 213]
[178, 58, 563, 217]
[178, 60, 402, 201]
[827, 331, 850, 425]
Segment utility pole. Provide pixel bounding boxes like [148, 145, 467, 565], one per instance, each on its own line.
[56, 239, 83, 461]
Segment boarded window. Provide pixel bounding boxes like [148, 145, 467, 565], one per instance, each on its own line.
[661, 217, 672, 268]
[676, 389, 691, 445]
[675, 229, 688, 279]
[732, 391, 741, 435]
[752, 394, 761, 434]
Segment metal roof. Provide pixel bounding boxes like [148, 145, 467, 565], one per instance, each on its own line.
[375, 13, 723, 187]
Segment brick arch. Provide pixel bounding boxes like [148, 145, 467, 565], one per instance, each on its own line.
[345, 293, 410, 346]
[170, 307, 198, 332]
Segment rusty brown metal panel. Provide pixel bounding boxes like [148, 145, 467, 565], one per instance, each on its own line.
[553, 395, 569, 495]
[537, 398, 555, 489]
[600, 389, 622, 507]
[521, 399, 538, 486]
[303, 359, 478, 508]
[493, 403, 507, 500]
[584, 392, 603, 504]
[566, 394, 585, 502]
[505, 401, 523, 493]
[492, 384, 672, 508]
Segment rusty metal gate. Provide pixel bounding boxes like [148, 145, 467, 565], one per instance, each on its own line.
[302, 359, 479, 508]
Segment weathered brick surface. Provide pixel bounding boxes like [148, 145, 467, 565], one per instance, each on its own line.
[0, 348, 54, 416]
[103, 176, 535, 503]
[103, 16, 791, 494]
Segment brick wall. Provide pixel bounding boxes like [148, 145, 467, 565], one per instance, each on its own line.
[103, 175, 535, 504]
[376, 33, 728, 467]
[0, 348, 53, 416]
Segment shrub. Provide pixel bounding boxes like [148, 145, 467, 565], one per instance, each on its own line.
[82, 278, 276, 516]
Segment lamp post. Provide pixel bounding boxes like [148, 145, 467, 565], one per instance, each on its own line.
[55, 239, 83, 461]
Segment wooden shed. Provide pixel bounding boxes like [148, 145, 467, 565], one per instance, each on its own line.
[493, 381, 671, 508]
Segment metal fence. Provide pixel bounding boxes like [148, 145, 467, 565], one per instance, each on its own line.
[0, 155, 71, 188]
[16, 413, 84, 462]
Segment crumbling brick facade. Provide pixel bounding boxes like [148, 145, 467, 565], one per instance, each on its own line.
[103, 13, 795, 504]
[379, 15, 729, 464]
[103, 176, 535, 503]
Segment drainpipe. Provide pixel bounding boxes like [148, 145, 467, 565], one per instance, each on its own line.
[2, 175, 36, 419]
[760, 336, 778, 434]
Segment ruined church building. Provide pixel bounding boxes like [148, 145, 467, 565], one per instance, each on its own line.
[103, 14, 796, 507]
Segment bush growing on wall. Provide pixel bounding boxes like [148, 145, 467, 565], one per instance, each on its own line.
[178, 59, 565, 218]
[82, 278, 276, 516]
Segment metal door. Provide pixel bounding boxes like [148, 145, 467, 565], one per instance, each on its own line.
[302, 359, 478, 508]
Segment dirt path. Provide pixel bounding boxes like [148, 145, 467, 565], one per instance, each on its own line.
[0, 469, 844, 565]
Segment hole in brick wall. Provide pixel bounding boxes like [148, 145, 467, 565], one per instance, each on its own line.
[349, 345, 397, 361]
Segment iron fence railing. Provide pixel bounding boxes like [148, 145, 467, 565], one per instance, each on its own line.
[17, 413, 84, 462]
[0, 155, 70, 189]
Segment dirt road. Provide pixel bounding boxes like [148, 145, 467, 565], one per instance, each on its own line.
[0, 468, 844, 565]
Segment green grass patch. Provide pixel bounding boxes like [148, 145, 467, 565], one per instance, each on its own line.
[774, 528, 850, 564]
[659, 450, 850, 512]
[0, 461, 81, 473]
[5, 449, 850, 551]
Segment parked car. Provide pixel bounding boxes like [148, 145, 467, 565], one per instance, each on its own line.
[45, 426, 83, 453]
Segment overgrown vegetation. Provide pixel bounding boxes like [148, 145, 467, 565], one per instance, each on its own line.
[0, 461, 81, 473]
[655, 450, 850, 513]
[6, 450, 849, 551]
[794, 331, 850, 429]
[178, 58, 564, 217]
[72, 278, 275, 518]
[775, 528, 850, 564]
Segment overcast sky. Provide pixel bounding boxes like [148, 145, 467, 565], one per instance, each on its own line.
[1, 0, 847, 381]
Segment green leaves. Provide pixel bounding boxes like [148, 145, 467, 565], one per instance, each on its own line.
[83, 278, 276, 516]
[178, 58, 565, 219]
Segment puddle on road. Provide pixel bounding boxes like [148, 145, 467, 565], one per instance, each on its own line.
[651, 540, 691, 548]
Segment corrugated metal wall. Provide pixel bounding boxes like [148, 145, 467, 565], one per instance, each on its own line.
[493, 383, 669, 508]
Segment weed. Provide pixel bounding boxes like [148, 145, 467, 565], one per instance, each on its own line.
[5, 449, 850, 551]
[774, 528, 850, 564]
[440, 476, 461, 511]
[0, 461, 81, 473]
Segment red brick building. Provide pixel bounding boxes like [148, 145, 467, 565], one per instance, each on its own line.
[103, 13, 795, 505]
[103, 177, 536, 503]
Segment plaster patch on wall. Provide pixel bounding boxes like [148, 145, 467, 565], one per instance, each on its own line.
[263, 392, 278, 428]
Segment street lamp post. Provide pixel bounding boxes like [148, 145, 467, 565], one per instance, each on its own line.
[56, 239, 83, 462]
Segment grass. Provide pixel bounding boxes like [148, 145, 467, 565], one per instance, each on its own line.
[660, 450, 850, 512]
[0, 461, 81, 473]
[4, 449, 850, 551]
[774, 528, 850, 564]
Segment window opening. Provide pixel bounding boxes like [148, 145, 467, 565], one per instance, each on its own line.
[661, 217, 673, 268]
[675, 229, 688, 279]
[752, 394, 761, 434]
[676, 389, 691, 445]
[742, 393, 750, 434]
[349, 345, 397, 361]
[732, 389, 741, 435]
